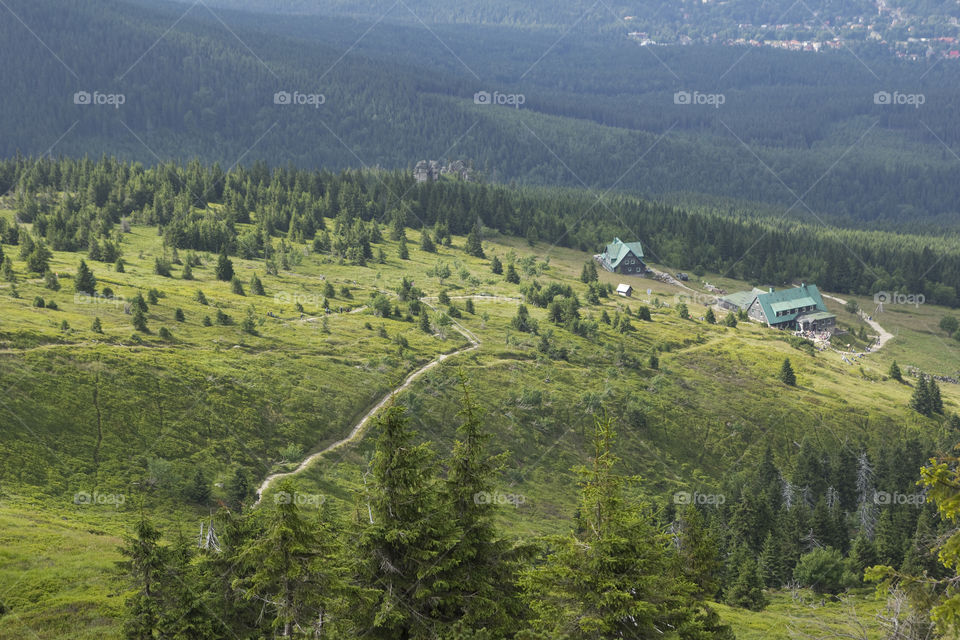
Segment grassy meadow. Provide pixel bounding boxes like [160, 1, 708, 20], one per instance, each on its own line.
[0, 209, 957, 637]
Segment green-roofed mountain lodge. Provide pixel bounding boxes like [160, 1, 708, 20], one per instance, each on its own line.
[719, 284, 837, 333]
[597, 237, 647, 275]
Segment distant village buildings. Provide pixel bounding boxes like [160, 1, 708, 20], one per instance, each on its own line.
[414, 160, 472, 183]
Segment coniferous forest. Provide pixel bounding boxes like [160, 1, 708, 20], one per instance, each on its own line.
[3, 157, 959, 306]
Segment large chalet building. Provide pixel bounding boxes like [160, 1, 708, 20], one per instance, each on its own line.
[719, 284, 836, 332]
[597, 238, 647, 275]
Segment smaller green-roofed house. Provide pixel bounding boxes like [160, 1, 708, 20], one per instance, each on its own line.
[598, 238, 646, 275]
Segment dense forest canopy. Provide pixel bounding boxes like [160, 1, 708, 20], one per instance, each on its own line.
[4, 156, 959, 306]
[2, 0, 960, 234]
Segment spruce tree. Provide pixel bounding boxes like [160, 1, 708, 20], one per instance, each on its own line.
[759, 532, 782, 588]
[677, 504, 721, 598]
[44, 269, 60, 291]
[724, 547, 768, 610]
[420, 229, 436, 253]
[523, 415, 731, 638]
[930, 379, 944, 414]
[505, 263, 520, 284]
[158, 532, 219, 639]
[92, 317, 103, 333]
[229, 467, 250, 512]
[75, 259, 97, 294]
[18, 231, 34, 259]
[234, 480, 345, 638]
[119, 515, 167, 640]
[26, 244, 52, 274]
[889, 360, 903, 382]
[398, 236, 409, 260]
[580, 261, 598, 283]
[174, 308, 185, 322]
[777, 358, 796, 386]
[846, 535, 877, 585]
[705, 308, 716, 324]
[1, 256, 15, 282]
[353, 405, 450, 639]
[465, 223, 484, 258]
[911, 376, 932, 416]
[389, 211, 406, 241]
[510, 304, 537, 334]
[231, 276, 245, 296]
[419, 309, 431, 334]
[181, 261, 193, 280]
[948, 413, 960, 432]
[216, 251, 234, 281]
[132, 306, 148, 332]
[132, 292, 148, 313]
[490, 255, 503, 275]
[438, 373, 526, 634]
[115, 258, 125, 273]
[249, 273, 264, 295]
[186, 468, 209, 504]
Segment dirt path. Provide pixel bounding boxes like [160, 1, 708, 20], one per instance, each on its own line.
[821, 293, 894, 350]
[254, 310, 480, 504]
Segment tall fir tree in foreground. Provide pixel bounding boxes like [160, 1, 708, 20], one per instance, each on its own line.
[522, 415, 733, 639]
[352, 405, 453, 639]
[119, 515, 166, 640]
[233, 480, 347, 637]
[438, 372, 530, 634]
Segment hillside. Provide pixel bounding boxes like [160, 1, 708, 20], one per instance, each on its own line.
[1, 160, 959, 637]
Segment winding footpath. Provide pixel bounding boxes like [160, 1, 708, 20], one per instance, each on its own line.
[254, 299, 494, 504]
[821, 293, 894, 351]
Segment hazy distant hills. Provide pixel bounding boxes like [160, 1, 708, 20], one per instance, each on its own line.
[4, 0, 960, 230]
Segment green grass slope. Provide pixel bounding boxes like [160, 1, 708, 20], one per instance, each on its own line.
[1, 216, 957, 637]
